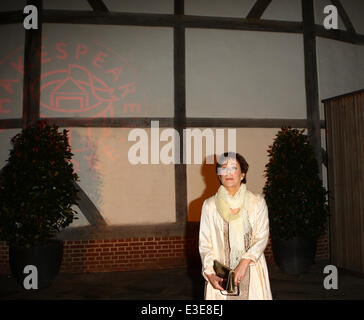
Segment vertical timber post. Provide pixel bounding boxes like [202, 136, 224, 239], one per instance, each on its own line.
[174, 0, 187, 227]
[302, 0, 323, 180]
[22, 0, 42, 129]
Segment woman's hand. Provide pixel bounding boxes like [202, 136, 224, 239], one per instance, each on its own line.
[234, 259, 251, 286]
[206, 273, 225, 291]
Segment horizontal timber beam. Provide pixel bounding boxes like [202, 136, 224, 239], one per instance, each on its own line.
[1, 117, 326, 129]
[182, 15, 302, 33]
[42, 117, 175, 128]
[41, 10, 303, 33]
[0, 11, 24, 24]
[186, 118, 326, 128]
[316, 25, 364, 46]
[1, 10, 364, 44]
[0, 119, 23, 129]
[42, 10, 177, 26]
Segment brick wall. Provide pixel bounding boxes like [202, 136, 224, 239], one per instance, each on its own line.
[0, 232, 329, 274]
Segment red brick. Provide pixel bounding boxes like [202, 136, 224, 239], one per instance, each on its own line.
[101, 251, 114, 256]
[100, 243, 114, 248]
[115, 243, 128, 247]
[86, 252, 99, 257]
[127, 241, 141, 247]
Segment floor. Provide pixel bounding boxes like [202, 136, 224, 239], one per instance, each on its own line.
[1, 260, 364, 300]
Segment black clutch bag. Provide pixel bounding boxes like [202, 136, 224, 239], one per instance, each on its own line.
[213, 260, 240, 296]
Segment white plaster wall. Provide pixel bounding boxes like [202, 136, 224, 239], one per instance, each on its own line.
[317, 38, 364, 119]
[43, 0, 92, 11]
[103, 0, 173, 14]
[261, 0, 302, 21]
[186, 29, 306, 119]
[185, 0, 301, 21]
[41, 24, 174, 118]
[61, 127, 176, 225]
[185, 0, 256, 18]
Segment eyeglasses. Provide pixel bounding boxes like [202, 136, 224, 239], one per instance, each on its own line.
[218, 166, 238, 175]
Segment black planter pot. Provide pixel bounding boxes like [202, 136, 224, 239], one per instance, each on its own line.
[9, 239, 63, 289]
[272, 236, 317, 275]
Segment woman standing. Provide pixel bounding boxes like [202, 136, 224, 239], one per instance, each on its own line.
[199, 152, 272, 300]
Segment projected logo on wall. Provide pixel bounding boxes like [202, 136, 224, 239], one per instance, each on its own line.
[41, 63, 119, 114]
[0, 40, 147, 175]
[0, 46, 23, 133]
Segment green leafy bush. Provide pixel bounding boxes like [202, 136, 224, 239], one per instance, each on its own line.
[263, 127, 329, 240]
[0, 120, 80, 246]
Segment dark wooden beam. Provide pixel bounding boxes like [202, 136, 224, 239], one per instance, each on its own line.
[29, 117, 326, 129]
[41, 10, 303, 33]
[316, 25, 356, 44]
[246, 0, 272, 19]
[0, 119, 23, 129]
[42, 10, 176, 26]
[174, 0, 184, 16]
[174, 0, 187, 227]
[87, 0, 109, 13]
[40, 117, 174, 128]
[187, 118, 326, 128]
[316, 25, 364, 46]
[0, 11, 23, 24]
[2, 8, 364, 45]
[22, 0, 42, 129]
[73, 181, 107, 227]
[330, 0, 356, 35]
[183, 15, 302, 33]
[302, 0, 323, 179]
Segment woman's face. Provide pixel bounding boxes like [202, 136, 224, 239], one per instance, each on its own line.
[218, 158, 245, 189]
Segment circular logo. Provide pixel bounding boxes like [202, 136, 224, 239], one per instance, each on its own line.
[0, 39, 147, 175]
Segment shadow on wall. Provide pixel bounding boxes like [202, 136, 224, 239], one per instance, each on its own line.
[185, 156, 221, 299]
[188, 156, 221, 222]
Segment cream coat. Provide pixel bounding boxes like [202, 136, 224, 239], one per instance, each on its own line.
[199, 190, 273, 300]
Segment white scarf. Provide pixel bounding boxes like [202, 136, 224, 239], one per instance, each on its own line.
[215, 183, 251, 269]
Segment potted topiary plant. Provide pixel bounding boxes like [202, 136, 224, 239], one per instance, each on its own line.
[0, 119, 80, 288]
[263, 126, 329, 275]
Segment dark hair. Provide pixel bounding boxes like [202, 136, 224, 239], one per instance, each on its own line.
[216, 152, 249, 184]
